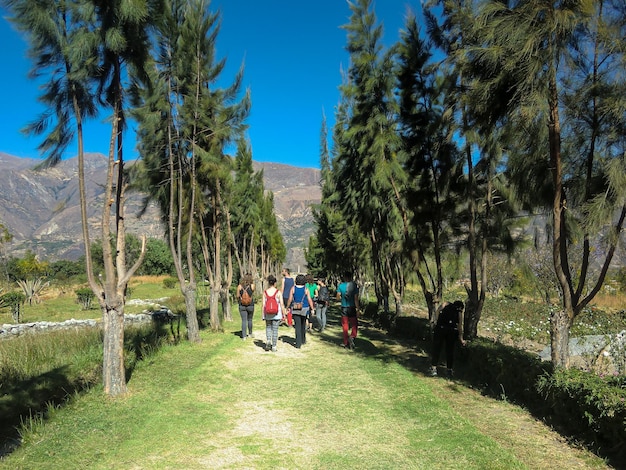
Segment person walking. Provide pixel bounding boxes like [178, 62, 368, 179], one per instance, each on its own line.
[281, 268, 295, 327]
[430, 300, 466, 378]
[236, 273, 255, 340]
[287, 274, 314, 349]
[262, 275, 285, 352]
[337, 271, 360, 350]
[305, 273, 318, 332]
[315, 277, 330, 332]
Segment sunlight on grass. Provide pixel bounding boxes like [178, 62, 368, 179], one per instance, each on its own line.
[0, 280, 613, 469]
[2, 310, 605, 470]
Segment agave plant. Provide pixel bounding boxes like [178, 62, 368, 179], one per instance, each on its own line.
[16, 278, 50, 306]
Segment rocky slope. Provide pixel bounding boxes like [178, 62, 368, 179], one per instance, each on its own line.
[0, 152, 320, 268]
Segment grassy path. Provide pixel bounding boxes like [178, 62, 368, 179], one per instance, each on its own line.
[1, 309, 609, 469]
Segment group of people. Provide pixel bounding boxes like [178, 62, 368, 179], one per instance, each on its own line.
[237, 269, 466, 377]
[235, 269, 360, 353]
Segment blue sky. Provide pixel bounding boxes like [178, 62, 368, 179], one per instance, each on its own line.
[1, 0, 420, 169]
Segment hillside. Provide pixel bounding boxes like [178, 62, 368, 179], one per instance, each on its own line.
[0, 153, 320, 268]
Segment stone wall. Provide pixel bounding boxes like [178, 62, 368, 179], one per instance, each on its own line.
[0, 314, 156, 339]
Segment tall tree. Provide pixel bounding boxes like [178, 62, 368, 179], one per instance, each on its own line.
[93, 0, 150, 395]
[314, 107, 370, 283]
[134, 0, 249, 335]
[4, 0, 150, 396]
[424, 0, 527, 339]
[396, 11, 464, 325]
[334, 0, 406, 320]
[464, 0, 626, 366]
[132, 0, 201, 342]
[230, 139, 264, 279]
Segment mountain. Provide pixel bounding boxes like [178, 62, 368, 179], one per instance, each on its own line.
[0, 152, 321, 269]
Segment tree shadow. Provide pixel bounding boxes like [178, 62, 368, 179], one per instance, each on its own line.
[0, 365, 90, 457]
[332, 305, 625, 468]
[319, 305, 431, 371]
[1, 322, 172, 458]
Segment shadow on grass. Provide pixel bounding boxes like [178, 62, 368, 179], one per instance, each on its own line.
[0, 321, 172, 458]
[331, 304, 625, 469]
[319, 305, 431, 373]
[0, 365, 92, 457]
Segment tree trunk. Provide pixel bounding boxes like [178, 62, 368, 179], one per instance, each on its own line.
[550, 307, 571, 368]
[548, 61, 572, 368]
[102, 302, 126, 396]
[210, 285, 221, 331]
[183, 283, 200, 342]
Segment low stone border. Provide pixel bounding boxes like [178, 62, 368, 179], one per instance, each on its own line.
[0, 312, 172, 339]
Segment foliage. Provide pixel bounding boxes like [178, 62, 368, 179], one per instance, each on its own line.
[0, 291, 26, 323]
[48, 259, 86, 284]
[162, 277, 177, 289]
[330, 0, 408, 318]
[74, 288, 95, 310]
[458, 0, 626, 366]
[537, 368, 626, 462]
[16, 278, 50, 306]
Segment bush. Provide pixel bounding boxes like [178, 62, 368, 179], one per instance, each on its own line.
[0, 291, 26, 323]
[537, 368, 626, 462]
[75, 288, 95, 310]
[163, 277, 177, 289]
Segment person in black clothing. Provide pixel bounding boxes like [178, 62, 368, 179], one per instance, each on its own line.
[430, 300, 466, 378]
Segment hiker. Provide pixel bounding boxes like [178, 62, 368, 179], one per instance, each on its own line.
[236, 273, 255, 340]
[305, 273, 318, 332]
[430, 300, 466, 378]
[337, 271, 360, 350]
[262, 274, 285, 352]
[315, 277, 330, 332]
[281, 268, 295, 327]
[287, 274, 314, 349]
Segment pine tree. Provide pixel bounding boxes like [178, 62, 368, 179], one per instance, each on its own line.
[334, 0, 406, 320]
[4, 0, 152, 396]
[463, 0, 626, 366]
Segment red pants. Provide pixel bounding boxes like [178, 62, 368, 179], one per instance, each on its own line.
[341, 315, 358, 345]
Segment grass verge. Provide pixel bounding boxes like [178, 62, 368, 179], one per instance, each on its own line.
[0, 307, 609, 470]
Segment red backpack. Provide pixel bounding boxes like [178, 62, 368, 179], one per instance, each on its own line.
[264, 290, 279, 314]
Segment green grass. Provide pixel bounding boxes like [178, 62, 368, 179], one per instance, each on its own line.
[0, 277, 181, 323]
[0, 280, 613, 468]
[0, 307, 607, 469]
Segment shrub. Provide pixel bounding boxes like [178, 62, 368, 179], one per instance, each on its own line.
[75, 288, 95, 310]
[0, 291, 26, 323]
[163, 277, 177, 289]
[537, 368, 626, 462]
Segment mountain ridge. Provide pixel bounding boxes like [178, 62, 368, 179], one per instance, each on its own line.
[0, 152, 320, 269]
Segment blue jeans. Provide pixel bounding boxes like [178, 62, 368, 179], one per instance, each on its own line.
[315, 302, 328, 330]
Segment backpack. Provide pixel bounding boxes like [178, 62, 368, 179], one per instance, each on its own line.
[264, 290, 279, 314]
[240, 285, 253, 306]
[318, 286, 330, 303]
